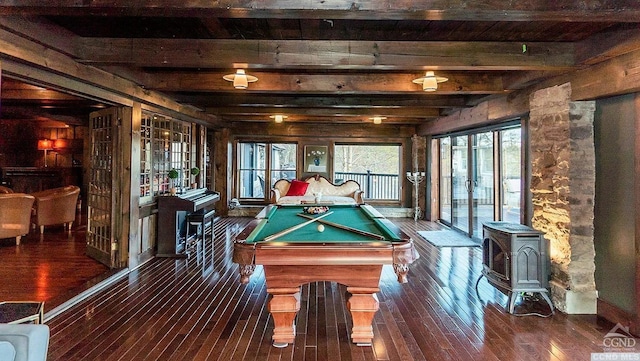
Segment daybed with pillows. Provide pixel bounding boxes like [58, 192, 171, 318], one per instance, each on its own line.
[270, 174, 364, 205]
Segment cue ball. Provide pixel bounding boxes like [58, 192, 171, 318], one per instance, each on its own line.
[317, 224, 325, 232]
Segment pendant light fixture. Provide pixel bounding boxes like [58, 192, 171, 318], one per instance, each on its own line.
[412, 71, 448, 92]
[269, 114, 288, 123]
[223, 69, 258, 89]
[369, 116, 386, 125]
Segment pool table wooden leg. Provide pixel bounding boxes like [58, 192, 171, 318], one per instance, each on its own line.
[346, 287, 380, 346]
[267, 287, 301, 348]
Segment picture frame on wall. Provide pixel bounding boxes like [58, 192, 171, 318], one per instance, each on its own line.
[304, 145, 328, 173]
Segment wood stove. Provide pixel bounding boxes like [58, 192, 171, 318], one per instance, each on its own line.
[476, 221, 554, 314]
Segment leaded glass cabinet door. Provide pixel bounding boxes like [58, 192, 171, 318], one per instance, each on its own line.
[87, 108, 120, 268]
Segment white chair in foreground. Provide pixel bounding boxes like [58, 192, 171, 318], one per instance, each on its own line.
[0, 324, 49, 361]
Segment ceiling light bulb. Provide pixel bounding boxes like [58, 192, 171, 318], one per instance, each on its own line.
[370, 116, 386, 124]
[422, 72, 438, 92]
[233, 69, 248, 89]
[269, 114, 288, 123]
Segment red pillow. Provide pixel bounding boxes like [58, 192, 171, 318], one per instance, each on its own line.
[286, 180, 309, 196]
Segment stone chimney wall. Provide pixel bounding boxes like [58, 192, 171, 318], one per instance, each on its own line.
[529, 83, 597, 314]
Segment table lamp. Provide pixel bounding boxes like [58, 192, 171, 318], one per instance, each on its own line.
[37, 139, 53, 167]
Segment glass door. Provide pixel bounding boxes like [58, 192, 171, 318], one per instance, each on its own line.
[472, 132, 494, 238]
[451, 135, 470, 233]
[439, 137, 452, 224]
[437, 126, 519, 239]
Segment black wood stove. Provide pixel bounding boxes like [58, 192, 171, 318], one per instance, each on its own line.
[476, 221, 554, 314]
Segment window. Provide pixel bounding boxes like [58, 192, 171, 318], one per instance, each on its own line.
[140, 114, 152, 199]
[139, 112, 193, 203]
[237, 142, 297, 201]
[270, 143, 297, 187]
[334, 144, 401, 201]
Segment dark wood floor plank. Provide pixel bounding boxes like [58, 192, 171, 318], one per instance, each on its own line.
[3, 216, 616, 360]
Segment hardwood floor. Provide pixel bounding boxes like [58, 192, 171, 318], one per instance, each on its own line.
[4, 217, 615, 360]
[0, 222, 112, 311]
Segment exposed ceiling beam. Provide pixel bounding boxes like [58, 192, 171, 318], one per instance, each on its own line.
[575, 27, 640, 65]
[171, 94, 472, 108]
[0, 1, 638, 22]
[1, 105, 86, 125]
[75, 39, 575, 71]
[221, 114, 434, 125]
[0, 27, 216, 124]
[207, 106, 441, 118]
[144, 71, 507, 94]
[1, 80, 85, 101]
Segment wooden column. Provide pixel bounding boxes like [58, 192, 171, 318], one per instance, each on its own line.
[214, 128, 231, 216]
[127, 103, 143, 269]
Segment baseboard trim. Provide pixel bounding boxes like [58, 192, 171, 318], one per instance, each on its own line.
[598, 298, 639, 335]
[43, 267, 130, 322]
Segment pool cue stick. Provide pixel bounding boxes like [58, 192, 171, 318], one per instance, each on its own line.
[296, 213, 385, 240]
[264, 211, 334, 242]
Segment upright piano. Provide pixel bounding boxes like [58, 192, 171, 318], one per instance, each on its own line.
[156, 188, 220, 257]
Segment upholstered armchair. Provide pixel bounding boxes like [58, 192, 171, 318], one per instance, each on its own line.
[0, 194, 35, 245]
[0, 324, 50, 361]
[31, 185, 80, 234]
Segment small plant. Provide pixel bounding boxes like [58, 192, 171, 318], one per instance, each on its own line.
[190, 167, 200, 176]
[168, 169, 179, 195]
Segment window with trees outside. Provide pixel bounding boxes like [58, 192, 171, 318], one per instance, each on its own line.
[139, 112, 193, 203]
[334, 144, 401, 201]
[237, 142, 297, 201]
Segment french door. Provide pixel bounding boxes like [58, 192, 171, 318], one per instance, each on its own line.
[438, 126, 521, 238]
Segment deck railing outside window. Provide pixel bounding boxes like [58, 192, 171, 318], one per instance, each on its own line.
[335, 171, 399, 200]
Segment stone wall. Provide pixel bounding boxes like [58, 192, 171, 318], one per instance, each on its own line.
[529, 83, 597, 314]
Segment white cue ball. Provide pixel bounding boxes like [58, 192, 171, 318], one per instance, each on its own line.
[317, 224, 325, 232]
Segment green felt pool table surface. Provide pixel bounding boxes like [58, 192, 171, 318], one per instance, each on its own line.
[245, 204, 403, 243]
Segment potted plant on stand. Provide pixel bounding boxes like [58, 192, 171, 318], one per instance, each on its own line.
[168, 168, 179, 196]
[190, 167, 200, 189]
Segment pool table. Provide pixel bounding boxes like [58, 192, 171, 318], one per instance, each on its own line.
[233, 204, 419, 347]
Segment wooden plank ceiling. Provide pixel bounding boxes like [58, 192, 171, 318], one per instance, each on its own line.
[1, 1, 640, 126]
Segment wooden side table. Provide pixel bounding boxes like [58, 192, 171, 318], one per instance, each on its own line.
[0, 301, 44, 324]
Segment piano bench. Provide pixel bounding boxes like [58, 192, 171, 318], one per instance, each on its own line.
[185, 210, 216, 257]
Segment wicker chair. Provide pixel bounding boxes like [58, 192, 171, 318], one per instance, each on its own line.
[30, 185, 80, 234]
[0, 193, 35, 245]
